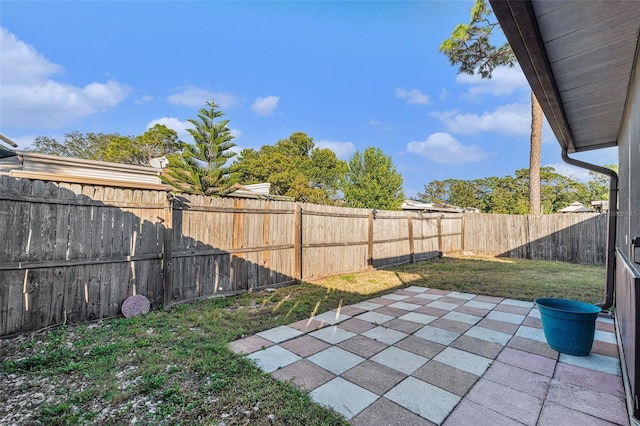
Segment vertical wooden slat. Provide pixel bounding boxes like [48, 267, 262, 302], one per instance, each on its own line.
[367, 211, 374, 270]
[163, 196, 173, 309]
[294, 204, 302, 281]
[407, 216, 415, 264]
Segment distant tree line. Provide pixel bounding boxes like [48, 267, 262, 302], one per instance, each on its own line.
[418, 165, 616, 214]
[28, 100, 405, 209]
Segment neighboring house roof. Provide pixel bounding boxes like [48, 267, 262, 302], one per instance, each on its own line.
[225, 183, 295, 201]
[558, 202, 595, 213]
[401, 199, 479, 213]
[0, 151, 168, 190]
[0, 133, 18, 159]
[490, 0, 640, 153]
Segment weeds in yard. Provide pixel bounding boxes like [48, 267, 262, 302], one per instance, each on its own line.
[0, 254, 605, 424]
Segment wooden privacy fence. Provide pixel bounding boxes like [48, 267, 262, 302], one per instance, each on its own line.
[0, 177, 458, 336]
[463, 213, 607, 265]
[0, 177, 607, 336]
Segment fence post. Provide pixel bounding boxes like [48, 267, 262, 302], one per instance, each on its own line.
[367, 211, 374, 270]
[437, 215, 443, 254]
[294, 204, 302, 282]
[407, 216, 415, 263]
[460, 214, 465, 253]
[162, 194, 173, 309]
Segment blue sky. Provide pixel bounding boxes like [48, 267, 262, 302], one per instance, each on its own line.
[0, 1, 617, 198]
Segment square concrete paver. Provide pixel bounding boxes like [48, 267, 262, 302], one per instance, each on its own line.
[414, 325, 460, 345]
[451, 335, 503, 359]
[427, 301, 460, 311]
[271, 359, 335, 391]
[448, 291, 476, 300]
[351, 397, 436, 426]
[395, 335, 446, 359]
[546, 379, 629, 425]
[385, 377, 461, 425]
[444, 399, 524, 426]
[389, 301, 422, 311]
[430, 318, 474, 334]
[307, 346, 365, 375]
[486, 310, 526, 325]
[477, 318, 520, 335]
[442, 311, 482, 325]
[404, 286, 428, 293]
[255, 325, 304, 343]
[288, 318, 327, 333]
[311, 377, 378, 420]
[434, 347, 492, 376]
[515, 326, 547, 342]
[537, 401, 622, 426]
[414, 292, 443, 301]
[362, 326, 408, 345]
[375, 306, 412, 318]
[370, 346, 428, 375]
[309, 325, 356, 345]
[312, 310, 351, 325]
[279, 335, 331, 358]
[399, 312, 438, 325]
[338, 335, 388, 358]
[351, 301, 385, 311]
[553, 362, 625, 397]
[497, 347, 556, 377]
[464, 325, 512, 345]
[356, 311, 395, 325]
[467, 378, 543, 426]
[342, 360, 407, 395]
[558, 353, 621, 376]
[413, 360, 480, 397]
[228, 335, 273, 354]
[381, 294, 410, 301]
[464, 300, 498, 310]
[384, 318, 425, 334]
[507, 335, 558, 359]
[338, 317, 377, 334]
[247, 345, 301, 373]
[483, 361, 551, 399]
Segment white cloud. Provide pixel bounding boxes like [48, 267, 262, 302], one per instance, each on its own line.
[315, 139, 356, 160]
[135, 95, 153, 105]
[251, 96, 280, 116]
[365, 119, 393, 132]
[0, 28, 130, 128]
[229, 128, 242, 139]
[406, 132, 488, 165]
[456, 65, 529, 98]
[395, 88, 430, 105]
[434, 103, 530, 135]
[167, 88, 240, 109]
[546, 163, 592, 182]
[439, 88, 449, 101]
[147, 117, 195, 144]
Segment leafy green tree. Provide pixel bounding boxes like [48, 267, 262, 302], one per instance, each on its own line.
[31, 131, 116, 160]
[440, 0, 543, 215]
[162, 100, 238, 195]
[588, 164, 618, 201]
[235, 132, 347, 204]
[343, 147, 404, 210]
[419, 166, 602, 214]
[30, 124, 182, 166]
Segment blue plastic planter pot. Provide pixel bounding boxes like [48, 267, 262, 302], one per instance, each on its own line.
[534, 298, 601, 356]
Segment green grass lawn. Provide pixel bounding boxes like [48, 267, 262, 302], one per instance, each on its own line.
[0, 255, 606, 425]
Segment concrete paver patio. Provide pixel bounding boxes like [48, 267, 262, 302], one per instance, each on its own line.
[230, 286, 629, 425]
